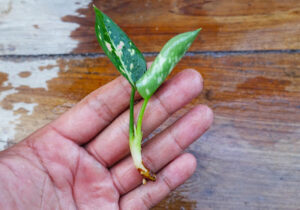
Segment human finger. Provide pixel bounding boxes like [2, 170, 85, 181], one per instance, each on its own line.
[110, 105, 213, 194]
[85, 69, 203, 167]
[49, 76, 134, 144]
[119, 153, 197, 210]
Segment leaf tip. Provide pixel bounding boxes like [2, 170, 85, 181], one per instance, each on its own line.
[93, 4, 98, 11]
[193, 28, 202, 37]
[93, 5, 103, 16]
[188, 28, 201, 42]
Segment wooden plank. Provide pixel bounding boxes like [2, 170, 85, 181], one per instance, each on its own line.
[1, 0, 300, 55]
[0, 0, 92, 55]
[0, 56, 116, 149]
[0, 53, 300, 209]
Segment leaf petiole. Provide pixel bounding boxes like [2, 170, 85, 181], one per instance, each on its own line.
[129, 87, 135, 141]
[129, 97, 156, 182]
[136, 97, 149, 134]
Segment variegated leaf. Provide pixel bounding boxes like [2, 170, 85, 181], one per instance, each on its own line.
[94, 6, 146, 87]
[136, 29, 201, 99]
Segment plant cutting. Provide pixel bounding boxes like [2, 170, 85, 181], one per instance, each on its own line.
[94, 6, 200, 183]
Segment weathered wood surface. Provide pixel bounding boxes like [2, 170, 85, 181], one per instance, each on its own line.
[0, 0, 300, 55]
[1, 0, 300, 209]
[1, 54, 299, 209]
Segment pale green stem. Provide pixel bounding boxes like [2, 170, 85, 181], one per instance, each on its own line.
[129, 98, 149, 171]
[136, 98, 149, 134]
[129, 87, 135, 141]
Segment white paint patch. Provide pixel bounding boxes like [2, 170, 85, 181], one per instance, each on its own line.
[0, 0, 92, 55]
[0, 107, 20, 150]
[0, 102, 38, 150]
[130, 63, 134, 70]
[2, 60, 59, 90]
[0, 89, 17, 101]
[13, 102, 38, 115]
[117, 41, 124, 50]
[0, 59, 60, 150]
[105, 41, 112, 52]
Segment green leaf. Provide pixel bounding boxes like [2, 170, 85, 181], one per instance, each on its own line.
[94, 6, 146, 87]
[136, 29, 201, 99]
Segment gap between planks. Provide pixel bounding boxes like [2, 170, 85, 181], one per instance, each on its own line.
[0, 49, 300, 60]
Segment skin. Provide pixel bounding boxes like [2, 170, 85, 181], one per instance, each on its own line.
[0, 69, 213, 209]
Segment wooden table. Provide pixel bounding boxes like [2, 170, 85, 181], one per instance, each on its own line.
[1, 0, 300, 209]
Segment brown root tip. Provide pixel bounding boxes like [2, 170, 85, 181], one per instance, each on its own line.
[138, 168, 156, 182]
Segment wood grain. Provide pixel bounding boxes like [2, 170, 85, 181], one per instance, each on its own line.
[73, 0, 300, 53]
[0, 0, 300, 55]
[1, 0, 299, 208]
[1, 53, 299, 209]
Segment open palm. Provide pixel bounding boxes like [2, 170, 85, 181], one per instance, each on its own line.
[0, 69, 213, 209]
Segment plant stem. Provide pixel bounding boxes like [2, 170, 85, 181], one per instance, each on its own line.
[130, 97, 148, 167]
[136, 97, 149, 133]
[129, 87, 135, 141]
[129, 96, 156, 182]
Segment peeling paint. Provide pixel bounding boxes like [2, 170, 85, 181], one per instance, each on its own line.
[2, 60, 59, 90]
[0, 59, 60, 150]
[0, 101, 38, 150]
[0, 107, 20, 150]
[0, 89, 17, 101]
[0, 0, 91, 54]
[13, 102, 38, 115]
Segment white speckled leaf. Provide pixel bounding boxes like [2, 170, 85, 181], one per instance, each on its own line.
[136, 29, 201, 99]
[94, 6, 146, 87]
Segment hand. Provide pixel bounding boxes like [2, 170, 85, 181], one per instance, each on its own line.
[0, 69, 213, 209]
